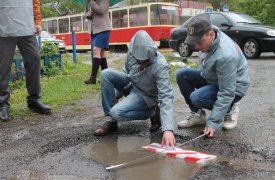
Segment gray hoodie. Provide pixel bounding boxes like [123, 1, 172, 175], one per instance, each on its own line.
[125, 30, 175, 132]
[0, 0, 35, 37]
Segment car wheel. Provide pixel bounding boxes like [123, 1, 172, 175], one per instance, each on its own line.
[177, 40, 193, 57]
[241, 38, 261, 59]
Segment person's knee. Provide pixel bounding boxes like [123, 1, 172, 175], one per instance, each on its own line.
[25, 53, 40, 67]
[176, 69, 189, 83]
[100, 69, 113, 82]
[190, 91, 201, 108]
[93, 47, 101, 57]
[109, 106, 123, 121]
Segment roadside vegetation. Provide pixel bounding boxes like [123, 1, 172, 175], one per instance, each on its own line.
[9, 54, 98, 118]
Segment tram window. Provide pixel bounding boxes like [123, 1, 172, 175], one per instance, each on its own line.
[83, 15, 89, 31]
[129, 7, 148, 27]
[150, 4, 179, 25]
[58, 18, 69, 33]
[70, 16, 82, 32]
[112, 9, 128, 28]
[42, 21, 47, 31]
[47, 20, 58, 34]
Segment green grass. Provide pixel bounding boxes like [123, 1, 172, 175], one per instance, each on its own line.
[164, 53, 199, 84]
[9, 54, 99, 118]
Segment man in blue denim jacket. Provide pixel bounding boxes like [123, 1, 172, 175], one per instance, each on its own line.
[176, 19, 250, 137]
[94, 30, 176, 148]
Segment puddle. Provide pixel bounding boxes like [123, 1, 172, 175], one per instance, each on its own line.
[81, 136, 215, 180]
[7, 170, 86, 180]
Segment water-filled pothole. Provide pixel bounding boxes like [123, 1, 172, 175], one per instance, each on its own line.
[81, 136, 219, 179]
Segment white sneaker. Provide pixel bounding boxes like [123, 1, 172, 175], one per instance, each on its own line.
[177, 109, 206, 128]
[223, 105, 239, 130]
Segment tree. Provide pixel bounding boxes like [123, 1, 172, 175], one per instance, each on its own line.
[41, 0, 84, 18]
[227, 0, 275, 26]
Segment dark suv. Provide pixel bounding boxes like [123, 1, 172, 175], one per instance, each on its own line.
[169, 12, 275, 59]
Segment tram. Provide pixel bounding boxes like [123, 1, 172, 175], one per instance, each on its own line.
[41, 2, 179, 51]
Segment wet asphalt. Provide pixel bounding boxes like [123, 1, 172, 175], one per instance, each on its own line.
[0, 52, 275, 180]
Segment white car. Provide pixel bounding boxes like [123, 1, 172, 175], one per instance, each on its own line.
[39, 31, 66, 53]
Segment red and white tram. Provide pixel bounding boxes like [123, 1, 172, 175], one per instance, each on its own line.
[42, 2, 179, 51]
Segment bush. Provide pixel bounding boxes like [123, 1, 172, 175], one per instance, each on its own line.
[40, 41, 62, 76]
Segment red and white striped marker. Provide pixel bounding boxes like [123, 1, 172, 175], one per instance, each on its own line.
[142, 143, 217, 165]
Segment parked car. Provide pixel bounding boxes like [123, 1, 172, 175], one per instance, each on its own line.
[169, 12, 275, 59]
[40, 31, 66, 53]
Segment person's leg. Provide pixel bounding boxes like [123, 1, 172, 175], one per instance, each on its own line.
[99, 31, 110, 70]
[191, 85, 242, 130]
[176, 68, 208, 112]
[0, 37, 17, 121]
[85, 46, 101, 84]
[100, 69, 131, 116]
[85, 31, 110, 84]
[85, 33, 100, 84]
[190, 84, 219, 111]
[95, 87, 155, 136]
[109, 88, 155, 121]
[178, 84, 218, 128]
[17, 35, 51, 114]
[176, 68, 213, 128]
[100, 49, 108, 70]
[149, 105, 161, 132]
[223, 96, 242, 130]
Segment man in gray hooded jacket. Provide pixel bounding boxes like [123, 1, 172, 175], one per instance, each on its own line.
[94, 30, 176, 147]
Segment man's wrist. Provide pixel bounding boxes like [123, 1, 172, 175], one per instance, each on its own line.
[163, 130, 174, 134]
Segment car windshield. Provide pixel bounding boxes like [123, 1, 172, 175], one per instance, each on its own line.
[41, 31, 52, 38]
[226, 13, 261, 24]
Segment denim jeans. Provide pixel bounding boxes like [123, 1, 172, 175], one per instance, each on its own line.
[100, 69, 155, 122]
[176, 68, 241, 113]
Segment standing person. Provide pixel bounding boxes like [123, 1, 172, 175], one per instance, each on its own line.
[0, 0, 52, 122]
[176, 19, 250, 137]
[84, 0, 111, 84]
[94, 30, 176, 148]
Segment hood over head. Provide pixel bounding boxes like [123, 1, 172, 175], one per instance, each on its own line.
[128, 30, 157, 61]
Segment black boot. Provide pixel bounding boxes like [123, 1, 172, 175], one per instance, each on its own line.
[85, 57, 101, 84]
[94, 121, 118, 136]
[0, 106, 9, 122]
[149, 105, 161, 132]
[100, 57, 108, 70]
[28, 100, 52, 114]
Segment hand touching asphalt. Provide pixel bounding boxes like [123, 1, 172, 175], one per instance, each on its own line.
[204, 127, 215, 137]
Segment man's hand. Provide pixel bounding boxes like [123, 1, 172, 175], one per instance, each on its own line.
[162, 131, 175, 149]
[204, 127, 215, 137]
[34, 25, 42, 36]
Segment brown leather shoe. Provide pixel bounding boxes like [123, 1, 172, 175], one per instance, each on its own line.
[94, 121, 118, 136]
[149, 105, 161, 132]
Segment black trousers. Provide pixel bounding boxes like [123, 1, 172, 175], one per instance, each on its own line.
[0, 35, 41, 107]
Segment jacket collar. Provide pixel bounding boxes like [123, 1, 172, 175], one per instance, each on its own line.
[207, 26, 220, 55]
